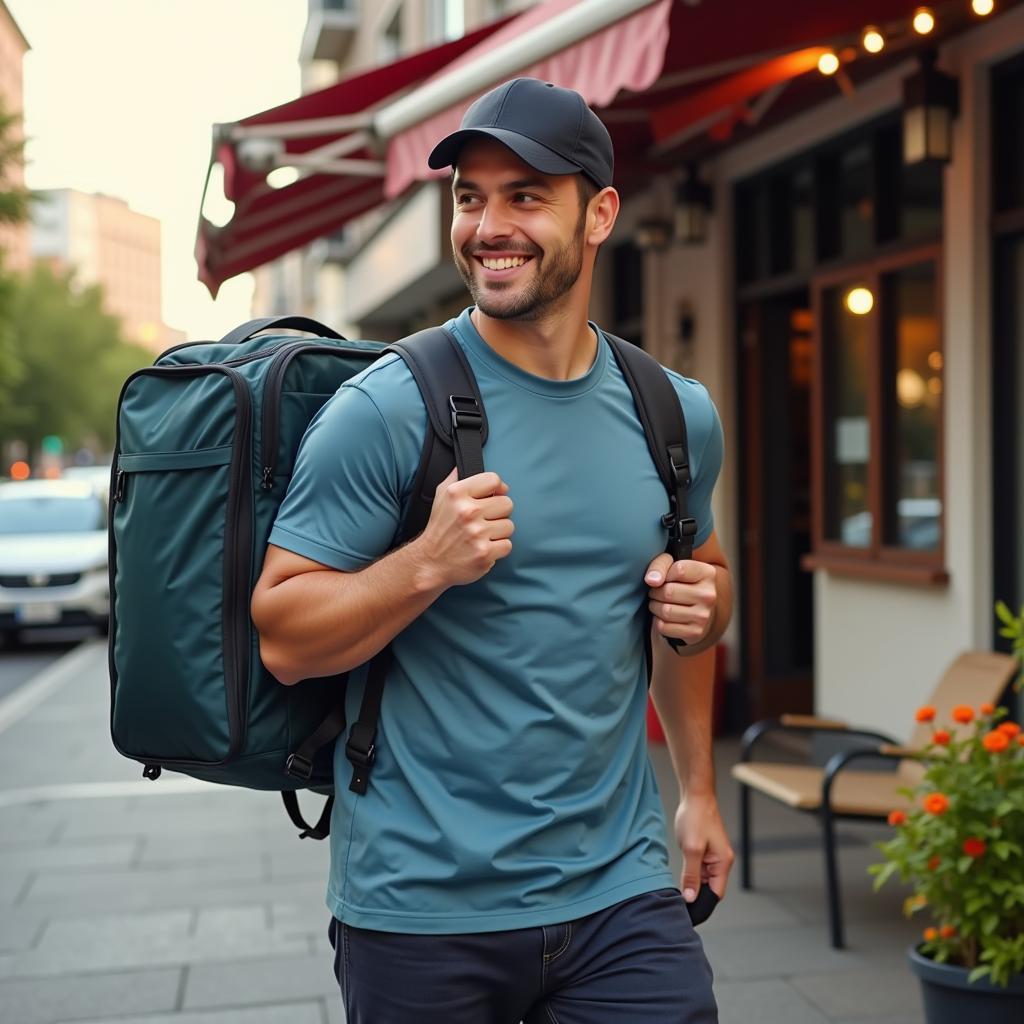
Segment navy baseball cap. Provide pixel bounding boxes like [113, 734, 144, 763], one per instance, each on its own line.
[428, 78, 614, 189]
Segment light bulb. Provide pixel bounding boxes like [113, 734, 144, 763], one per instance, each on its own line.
[818, 51, 840, 76]
[862, 26, 885, 53]
[972, 0, 994, 14]
[845, 287, 874, 315]
[913, 7, 935, 34]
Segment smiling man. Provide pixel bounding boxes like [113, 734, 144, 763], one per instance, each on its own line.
[252, 78, 732, 1023]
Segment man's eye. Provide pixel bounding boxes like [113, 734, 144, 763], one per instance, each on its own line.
[513, 193, 539, 203]
[456, 194, 481, 206]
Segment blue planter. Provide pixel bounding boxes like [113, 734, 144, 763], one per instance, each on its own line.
[907, 945, 1024, 1024]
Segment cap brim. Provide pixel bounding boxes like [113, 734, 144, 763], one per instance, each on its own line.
[427, 127, 582, 177]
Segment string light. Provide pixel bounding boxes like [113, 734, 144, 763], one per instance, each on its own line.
[972, 0, 994, 14]
[913, 7, 936, 34]
[818, 51, 840, 75]
[862, 26, 885, 53]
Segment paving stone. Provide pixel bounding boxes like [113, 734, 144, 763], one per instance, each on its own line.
[184, 952, 337, 1009]
[0, 907, 309, 979]
[701, 924, 870, 981]
[0, 965, 181, 1024]
[0, 837, 138, 871]
[0, 908, 48, 953]
[791, 967, 923, 1019]
[324, 995, 347, 1024]
[56, 1003, 325, 1024]
[715, 979, 830, 1024]
[0, 867, 30, 905]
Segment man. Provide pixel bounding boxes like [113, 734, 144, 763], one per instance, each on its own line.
[252, 78, 733, 1023]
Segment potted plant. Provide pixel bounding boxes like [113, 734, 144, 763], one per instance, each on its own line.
[870, 603, 1024, 1023]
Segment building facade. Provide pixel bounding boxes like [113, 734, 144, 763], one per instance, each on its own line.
[0, 0, 30, 273]
[31, 189, 185, 353]
[234, 0, 1024, 735]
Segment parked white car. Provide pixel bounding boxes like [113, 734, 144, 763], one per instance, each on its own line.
[0, 480, 109, 642]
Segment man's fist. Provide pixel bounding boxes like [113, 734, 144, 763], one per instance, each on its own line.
[417, 469, 514, 588]
[644, 554, 716, 646]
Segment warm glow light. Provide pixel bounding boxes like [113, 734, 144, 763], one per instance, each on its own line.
[897, 369, 927, 408]
[863, 27, 885, 53]
[972, 0, 995, 14]
[927, 350, 944, 370]
[913, 7, 935, 34]
[845, 287, 875, 315]
[9, 461, 30, 481]
[818, 51, 840, 75]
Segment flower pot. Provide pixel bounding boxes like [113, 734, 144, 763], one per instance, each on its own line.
[907, 945, 1024, 1024]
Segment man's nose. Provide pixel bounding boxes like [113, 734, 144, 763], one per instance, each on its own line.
[476, 201, 514, 242]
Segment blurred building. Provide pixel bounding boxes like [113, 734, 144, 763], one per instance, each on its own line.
[202, 0, 1024, 735]
[0, 0, 30, 272]
[31, 189, 185, 353]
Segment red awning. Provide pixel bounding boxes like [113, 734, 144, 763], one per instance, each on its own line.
[197, 0, 943, 296]
[384, 0, 673, 198]
[196, 18, 510, 297]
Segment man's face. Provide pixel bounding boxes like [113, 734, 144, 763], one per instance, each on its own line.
[450, 138, 589, 322]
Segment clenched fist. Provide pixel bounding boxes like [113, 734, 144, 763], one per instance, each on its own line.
[644, 553, 717, 646]
[417, 469, 514, 588]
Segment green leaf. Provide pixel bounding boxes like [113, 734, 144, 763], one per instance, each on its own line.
[968, 965, 992, 984]
[957, 855, 974, 874]
[982, 912, 1000, 935]
[996, 600, 1016, 626]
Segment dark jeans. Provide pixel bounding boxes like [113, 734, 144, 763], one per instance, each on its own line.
[328, 887, 718, 1023]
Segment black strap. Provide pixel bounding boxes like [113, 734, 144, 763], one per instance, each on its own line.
[344, 327, 486, 796]
[281, 791, 334, 840]
[604, 335, 695, 657]
[219, 316, 344, 346]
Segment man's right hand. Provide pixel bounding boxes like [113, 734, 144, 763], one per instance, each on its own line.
[414, 468, 514, 587]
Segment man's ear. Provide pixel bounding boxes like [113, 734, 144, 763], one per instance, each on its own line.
[587, 187, 620, 247]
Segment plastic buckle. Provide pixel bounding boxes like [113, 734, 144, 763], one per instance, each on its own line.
[285, 753, 314, 780]
[667, 444, 691, 488]
[345, 739, 376, 769]
[449, 395, 483, 432]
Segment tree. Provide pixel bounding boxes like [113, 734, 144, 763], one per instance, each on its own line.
[0, 98, 31, 229]
[2, 264, 150, 455]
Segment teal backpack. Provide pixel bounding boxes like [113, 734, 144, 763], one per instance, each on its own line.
[109, 316, 696, 839]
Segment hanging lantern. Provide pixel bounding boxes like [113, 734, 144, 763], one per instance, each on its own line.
[675, 167, 713, 245]
[902, 49, 959, 165]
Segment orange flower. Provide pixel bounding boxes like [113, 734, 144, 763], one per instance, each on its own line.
[916, 705, 937, 722]
[962, 837, 987, 858]
[923, 793, 950, 815]
[951, 705, 974, 724]
[939, 924, 957, 939]
[1018, 735, 1024, 747]
[927, 856, 941, 871]
[924, 927, 938, 941]
[932, 729, 951, 746]
[980, 702, 996, 716]
[887, 810, 907, 827]
[997, 721, 1021, 737]
[983, 730, 1010, 753]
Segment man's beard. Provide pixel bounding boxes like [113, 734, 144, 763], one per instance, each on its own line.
[454, 214, 586, 322]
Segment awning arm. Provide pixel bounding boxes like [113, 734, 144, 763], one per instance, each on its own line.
[227, 113, 374, 142]
[372, 0, 664, 141]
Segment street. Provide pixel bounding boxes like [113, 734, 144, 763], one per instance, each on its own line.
[0, 629, 95, 701]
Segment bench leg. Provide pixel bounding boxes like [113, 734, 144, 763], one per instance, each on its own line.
[739, 782, 752, 890]
[821, 803, 845, 949]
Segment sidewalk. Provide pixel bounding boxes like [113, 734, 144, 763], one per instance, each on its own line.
[0, 641, 924, 1023]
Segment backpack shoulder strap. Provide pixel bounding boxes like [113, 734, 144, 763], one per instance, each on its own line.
[344, 326, 488, 796]
[388, 326, 488, 544]
[604, 334, 697, 656]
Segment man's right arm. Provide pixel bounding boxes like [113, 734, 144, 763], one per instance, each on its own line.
[251, 469, 513, 685]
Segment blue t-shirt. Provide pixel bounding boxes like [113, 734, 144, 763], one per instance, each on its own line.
[269, 308, 723, 933]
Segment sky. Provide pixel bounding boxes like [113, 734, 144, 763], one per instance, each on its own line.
[8, 0, 308, 339]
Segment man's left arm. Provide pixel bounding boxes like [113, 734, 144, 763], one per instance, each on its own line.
[647, 529, 735, 903]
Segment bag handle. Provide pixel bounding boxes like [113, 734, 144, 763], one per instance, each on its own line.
[218, 316, 344, 347]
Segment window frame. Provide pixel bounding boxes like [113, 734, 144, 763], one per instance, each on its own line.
[806, 242, 948, 583]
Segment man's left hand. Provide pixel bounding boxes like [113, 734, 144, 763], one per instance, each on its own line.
[645, 554, 717, 646]
[674, 792, 734, 903]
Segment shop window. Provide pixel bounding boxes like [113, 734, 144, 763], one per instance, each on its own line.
[812, 251, 945, 578]
[612, 241, 644, 347]
[993, 55, 1024, 214]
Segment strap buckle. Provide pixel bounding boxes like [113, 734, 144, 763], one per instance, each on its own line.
[345, 723, 377, 770]
[449, 395, 483, 432]
[285, 753, 314, 781]
[667, 443, 691, 488]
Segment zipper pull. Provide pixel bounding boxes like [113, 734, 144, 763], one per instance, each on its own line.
[114, 469, 126, 503]
[261, 466, 274, 491]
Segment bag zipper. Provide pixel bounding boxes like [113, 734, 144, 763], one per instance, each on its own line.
[110, 362, 252, 769]
[259, 342, 383, 492]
